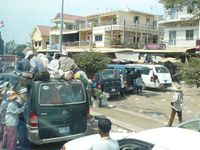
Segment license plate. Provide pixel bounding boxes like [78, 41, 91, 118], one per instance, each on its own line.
[59, 126, 70, 133]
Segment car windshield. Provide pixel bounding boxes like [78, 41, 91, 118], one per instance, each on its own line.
[155, 67, 169, 73]
[39, 82, 85, 105]
[101, 70, 119, 79]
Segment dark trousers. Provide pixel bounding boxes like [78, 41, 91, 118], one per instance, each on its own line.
[120, 87, 125, 97]
[136, 86, 142, 95]
[168, 108, 182, 127]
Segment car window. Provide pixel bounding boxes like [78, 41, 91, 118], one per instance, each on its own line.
[155, 67, 169, 73]
[139, 68, 150, 75]
[101, 70, 119, 79]
[119, 139, 153, 150]
[39, 82, 85, 105]
[178, 120, 200, 132]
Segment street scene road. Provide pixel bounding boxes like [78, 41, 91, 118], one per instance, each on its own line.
[1, 82, 198, 150]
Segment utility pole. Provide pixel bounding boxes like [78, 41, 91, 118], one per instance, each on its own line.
[59, 0, 64, 53]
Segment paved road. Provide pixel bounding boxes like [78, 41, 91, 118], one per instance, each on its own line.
[91, 83, 200, 132]
[1, 83, 200, 149]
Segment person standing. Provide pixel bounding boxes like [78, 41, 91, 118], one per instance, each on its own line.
[16, 53, 31, 72]
[120, 74, 125, 98]
[2, 90, 25, 150]
[136, 75, 143, 96]
[167, 85, 184, 127]
[91, 118, 119, 150]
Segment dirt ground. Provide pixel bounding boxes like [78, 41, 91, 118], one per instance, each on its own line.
[108, 82, 200, 126]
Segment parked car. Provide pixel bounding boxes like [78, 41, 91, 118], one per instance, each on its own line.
[0, 71, 90, 145]
[107, 64, 144, 91]
[126, 64, 172, 89]
[92, 69, 121, 95]
[61, 127, 200, 150]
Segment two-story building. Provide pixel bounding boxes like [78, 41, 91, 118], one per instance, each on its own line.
[32, 25, 50, 50]
[49, 10, 162, 50]
[158, 0, 199, 49]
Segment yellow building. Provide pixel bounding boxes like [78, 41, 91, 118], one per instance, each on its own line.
[32, 25, 50, 50]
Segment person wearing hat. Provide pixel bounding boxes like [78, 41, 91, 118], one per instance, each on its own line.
[2, 90, 25, 150]
[59, 50, 78, 72]
[91, 118, 120, 150]
[22, 50, 47, 80]
[16, 51, 31, 72]
[167, 84, 184, 127]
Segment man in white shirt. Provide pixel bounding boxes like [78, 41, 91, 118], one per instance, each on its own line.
[91, 118, 120, 150]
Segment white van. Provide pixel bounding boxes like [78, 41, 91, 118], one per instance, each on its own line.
[126, 64, 172, 89]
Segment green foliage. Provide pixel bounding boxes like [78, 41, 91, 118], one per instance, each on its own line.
[179, 58, 200, 87]
[4, 40, 17, 54]
[72, 50, 111, 78]
[15, 44, 26, 53]
[4, 40, 26, 55]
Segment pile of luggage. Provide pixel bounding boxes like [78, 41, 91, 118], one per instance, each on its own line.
[17, 50, 90, 89]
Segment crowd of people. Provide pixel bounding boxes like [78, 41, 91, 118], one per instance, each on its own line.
[0, 79, 27, 150]
[0, 49, 90, 150]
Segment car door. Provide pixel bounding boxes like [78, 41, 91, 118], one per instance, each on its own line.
[154, 66, 172, 85]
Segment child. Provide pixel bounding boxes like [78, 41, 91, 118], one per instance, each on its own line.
[2, 90, 25, 150]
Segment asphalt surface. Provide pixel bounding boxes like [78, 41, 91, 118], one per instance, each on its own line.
[90, 82, 200, 132]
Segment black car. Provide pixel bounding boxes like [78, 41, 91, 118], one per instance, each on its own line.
[92, 69, 121, 96]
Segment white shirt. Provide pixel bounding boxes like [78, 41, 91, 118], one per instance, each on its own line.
[92, 137, 120, 150]
[171, 91, 183, 111]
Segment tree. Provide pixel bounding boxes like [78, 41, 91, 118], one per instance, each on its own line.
[4, 40, 17, 54]
[163, 0, 200, 20]
[72, 50, 111, 79]
[15, 44, 26, 55]
[179, 57, 200, 87]
[0, 32, 4, 55]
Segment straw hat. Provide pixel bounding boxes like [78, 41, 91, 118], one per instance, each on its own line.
[174, 84, 181, 91]
[8, 90, 18, 100]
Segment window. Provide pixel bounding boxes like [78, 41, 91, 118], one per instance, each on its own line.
[146, 18, 150, 27]
[40, 83, 85, 105]
[101, 70, 119, 79]
[169, 30, 176, 45]
[38, 41, 41, 46]
[186, 30, 194, 40]
[134, 16, 139, 25]
[95, 35, 102, 41]
[155, 67, 169, 73]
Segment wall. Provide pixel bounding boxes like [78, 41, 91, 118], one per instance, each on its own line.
[164, 26, 198, 48]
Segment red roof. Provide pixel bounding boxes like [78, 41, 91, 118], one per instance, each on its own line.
[37, 25, 50, 36]
[54, 13, 85, 21]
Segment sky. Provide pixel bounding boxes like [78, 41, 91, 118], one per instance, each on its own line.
[0, 0, 164, 44]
